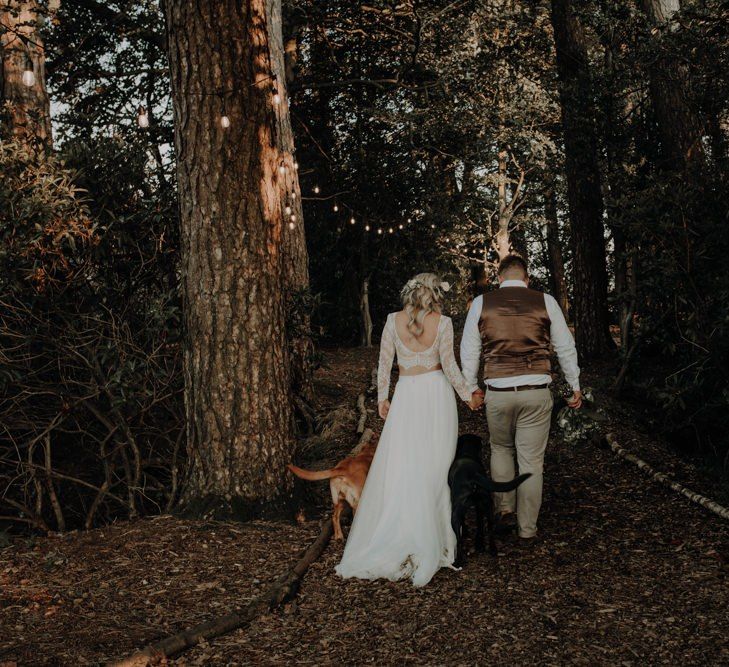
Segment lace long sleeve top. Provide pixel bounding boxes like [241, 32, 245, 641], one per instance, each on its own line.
[377, 313, 477, 404]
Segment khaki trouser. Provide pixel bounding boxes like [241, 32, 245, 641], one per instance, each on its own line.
[485, 387, 553, 539]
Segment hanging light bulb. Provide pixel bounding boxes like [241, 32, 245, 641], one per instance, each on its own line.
[294, 161, 299, 170]
[279, 162, 286, 176]
[431, 224, 436, 229]
[137, 106, 149, 128]
[333, 203, 339, 212]
[389, 227, 394, 234]
[407, 218, 412, 223]
[350, 217, 355, 225]
[290, 214, 297, 223]
[220, 115, 231, 129]
[22, 55, 35, 87]
[365, 225, 371, 231]
[289, 221, 295, 230]
[285, 205, 292, 215]
[399, 224, 403, 230]
[313, 186, 320, 194]
[377, 228, 383, 235]
[291, 191, 297, 200]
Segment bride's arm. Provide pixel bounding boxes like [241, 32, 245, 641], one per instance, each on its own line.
[377, 315, 396, 404]
[439, 318, 479, 403]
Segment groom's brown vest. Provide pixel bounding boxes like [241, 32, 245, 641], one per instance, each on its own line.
[478, 286, 552, 379]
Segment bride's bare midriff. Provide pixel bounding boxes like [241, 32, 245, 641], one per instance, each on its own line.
[398, 364, 443, 376]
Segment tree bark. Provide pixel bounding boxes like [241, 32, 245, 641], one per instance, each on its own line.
[165, 0, 301, 516]
[543, 179, 570, 319]
[0, 0, 53, 149]
[268, 0, 314, 406]
[550, 0, 613, 359]
[639, 0, 708, 174]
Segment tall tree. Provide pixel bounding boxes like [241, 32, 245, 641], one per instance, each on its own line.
[543, 176, 569, 318]
[549, 0, 613, 358]
[640, 0, 708, 174]
[165, 0, 305, 516]
[272, 0, 314, 410]
[0, 0, 55, 148]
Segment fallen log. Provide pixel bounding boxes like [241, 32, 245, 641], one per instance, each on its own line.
[112, 387, 377, 666]
[603, 433, 729, 521]
[111, 518, 334, 667]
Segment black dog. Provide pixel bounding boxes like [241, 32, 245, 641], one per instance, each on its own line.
[448, 434, 531, 566]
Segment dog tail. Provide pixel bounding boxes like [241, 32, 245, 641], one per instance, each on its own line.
[287, 463, 338, 481]
[475, 472, 532, 493]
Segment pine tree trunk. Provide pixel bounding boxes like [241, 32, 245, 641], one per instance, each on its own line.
[0, 0, 53, 149]
[550, 0, 613, 359]
[543, 180, 570, 319]
[640, 0, 708, 174]
[165, 0, 300, 517]
[267, 0, 314, 406]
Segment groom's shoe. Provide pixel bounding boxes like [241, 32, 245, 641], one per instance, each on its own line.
[494, 511, 517, 536]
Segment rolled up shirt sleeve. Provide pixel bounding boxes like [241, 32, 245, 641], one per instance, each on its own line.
[460, 295, 483, 389]
[544, 294, 580, 391]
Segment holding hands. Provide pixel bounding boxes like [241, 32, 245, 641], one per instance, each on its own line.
[468, 389, 484, 411]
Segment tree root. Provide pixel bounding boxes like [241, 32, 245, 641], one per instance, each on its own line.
[603, 433, 729, 521]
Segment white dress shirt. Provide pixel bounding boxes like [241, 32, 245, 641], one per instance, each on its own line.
[460, 280, 580, 391]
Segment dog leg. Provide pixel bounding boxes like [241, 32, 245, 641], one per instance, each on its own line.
[486, 497, 497, 556]
[475, 501, 486, 554]
[332, 500, 345, 540]
[451, 506, 466, 567]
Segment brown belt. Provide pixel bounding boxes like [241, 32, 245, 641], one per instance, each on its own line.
[485, 383, 550, 392]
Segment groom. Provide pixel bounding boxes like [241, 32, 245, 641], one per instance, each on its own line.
[460, 255, 582, 542]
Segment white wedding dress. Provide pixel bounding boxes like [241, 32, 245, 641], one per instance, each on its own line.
[335, 313, 476, 587]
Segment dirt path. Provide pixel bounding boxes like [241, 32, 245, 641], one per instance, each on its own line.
[1, 348, 727, 665]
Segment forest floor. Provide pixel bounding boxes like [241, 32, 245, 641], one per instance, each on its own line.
[2, 347, 728, 666]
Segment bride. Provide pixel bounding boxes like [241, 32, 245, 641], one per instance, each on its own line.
[335, 273, 482, 587]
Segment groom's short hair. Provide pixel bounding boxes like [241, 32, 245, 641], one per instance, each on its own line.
[498, 254, 528, 279]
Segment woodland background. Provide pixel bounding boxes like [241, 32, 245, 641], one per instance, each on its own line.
[1, 0, 728, 532]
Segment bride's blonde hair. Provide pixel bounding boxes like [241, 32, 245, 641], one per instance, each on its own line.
[400, 273, 450, 337]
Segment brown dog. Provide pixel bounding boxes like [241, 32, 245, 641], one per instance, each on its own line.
[287, 443, 377, 540]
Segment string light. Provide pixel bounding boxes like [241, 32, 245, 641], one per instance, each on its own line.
[22, 55, 35, 87]
[389, 227, 394, 234]
[285, 205, 292, 215]
[290, 214, 297, 223]
[288, 221, 295, 229]
[220, 115, 231, 129]
[350, 217, 355, 224]
[365, 225, 371, 231]
[407, 218, 412, 223]
[377, 228, 382, 235]
[294, 161, 299, 170]
[313, 186, 320, 194]
[137, 106, 149, 128]
[333, 203, 339, 212]
[399, 224, 403, 229]
[431, 224, 436, 228]
[291, 191, 297, 199]
[279, 162, 287, 175]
